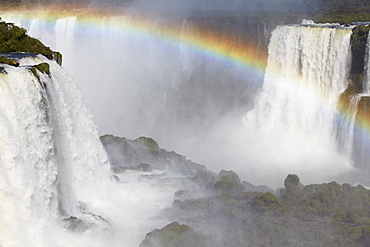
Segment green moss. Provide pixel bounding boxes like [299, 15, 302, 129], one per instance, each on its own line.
[35, 62, 50, 76]
[29, 63, 50, 88]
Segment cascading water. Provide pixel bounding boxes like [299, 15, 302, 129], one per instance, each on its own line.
[0, 54, 184, 247]
[239, 24, 354, 184]
[364, 32, 370, 94]
[0, 54, 113, 246]
[337, 94, 361, 158]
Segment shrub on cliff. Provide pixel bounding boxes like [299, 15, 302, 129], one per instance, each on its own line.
[0, 20, 61, 64]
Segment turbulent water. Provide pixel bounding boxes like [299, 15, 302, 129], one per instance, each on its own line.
[0, 55, 111, 246]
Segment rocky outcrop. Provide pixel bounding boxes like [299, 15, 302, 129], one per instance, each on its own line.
[100, 135, 207, 175]
[29, 62, 51, 89]
[350, 25, 370, 88]
[140, 222, 206, 247]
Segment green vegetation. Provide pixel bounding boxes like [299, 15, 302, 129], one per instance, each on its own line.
[140, 222, 206, 247]
[35, 62, 50, 75]
[30, 62, 50, 88]
[304, 0, 370, 23]
[171, 175, 370, 247]
[0, 21, 52, 58]
[0, 20, 62, 64]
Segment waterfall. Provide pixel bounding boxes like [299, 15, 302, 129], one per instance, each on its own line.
[240, 25, 354, 184]
[364, 32, 370, 94]
[337, 94, 361, 158]
[0, 55, 111, 246]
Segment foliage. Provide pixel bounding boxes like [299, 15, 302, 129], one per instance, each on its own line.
[29, 62, 50, 88]
[35, 62, 50, 75]
[284, 174, 301, 188]
[172, 175, 370, 247]
[0, 21, 54, 58]
[140, 222, 207, 247]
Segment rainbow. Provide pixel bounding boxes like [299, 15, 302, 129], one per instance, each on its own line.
[2, 8, 370, 167]
[0, 9, 268, 76]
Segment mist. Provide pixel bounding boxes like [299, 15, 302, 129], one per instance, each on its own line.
[1, 0, 358, 189]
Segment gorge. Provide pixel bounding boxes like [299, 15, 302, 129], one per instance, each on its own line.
[0, 4, 370, 247]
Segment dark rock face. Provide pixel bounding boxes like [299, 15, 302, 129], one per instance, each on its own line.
[350, 25, 370, 88]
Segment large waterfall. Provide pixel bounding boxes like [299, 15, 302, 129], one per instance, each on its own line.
[0, 54, 184, 247]
[0, 55, 113, 246]
[237, 24, 354, 185]
[364, 33, 370, 94]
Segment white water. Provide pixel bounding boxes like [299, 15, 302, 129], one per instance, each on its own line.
[337, 94, 361, 156]
[364, 32, 370, 94]
[0, 55, 110, 246]
[239, 25, 355, 184]
[0, 56, 185, 247]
